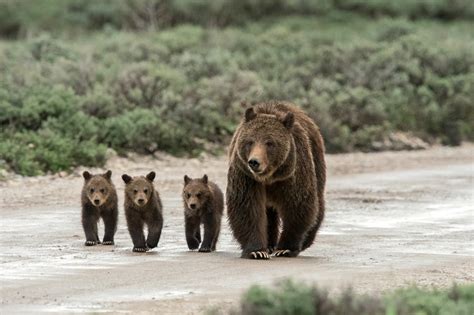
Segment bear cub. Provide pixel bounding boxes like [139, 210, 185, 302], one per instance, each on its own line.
[182, 175, 224, 252]
[122, 171, 164, 252]
[81, 170, 118, 246]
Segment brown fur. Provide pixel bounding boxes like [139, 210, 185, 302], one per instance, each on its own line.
[122, 172, 164, 252]
[81, 170, 118, 246]
[182, 175, 224, 252]
[227, 101, 326, 259]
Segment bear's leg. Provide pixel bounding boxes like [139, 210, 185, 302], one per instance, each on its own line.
[227, 167, 269, 259]
[266, 207, 280, 254]
[127, 217, 147, 252]
[146, 215, 163, 249]
[199, 212, 218, 252]
[301, 208, 324, 251]
[185, 216, 201, 250]
[195, 228, 202, 243]
[211, 224, 221, 251]
[102, 207, 118, 245]
[275, 205, 315, 258]
[82, 210, 100, 246]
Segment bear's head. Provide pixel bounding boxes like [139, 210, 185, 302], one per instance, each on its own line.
[122, 172, 155, 207]
[83, 170, 113, 207]
[183, 174, 211, 213]
[237, 107, 295, 182]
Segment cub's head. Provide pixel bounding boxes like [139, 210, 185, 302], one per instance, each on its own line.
[183, 175, 211, 212]
[122, 171, 155, 207]
[83, 170, 113, 207]
[237, 107, 294, 182]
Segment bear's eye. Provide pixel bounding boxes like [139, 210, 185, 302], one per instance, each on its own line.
[144, 189, 148, 194]
[133, 189, 138, 194]
[196, 193, 202, 198]
[245, 140, 254, 149]
[100, 188, 105, 193]
[265, 140, 274, 147]
[90, 188, 94, 193]
[186, 193, 191, 198]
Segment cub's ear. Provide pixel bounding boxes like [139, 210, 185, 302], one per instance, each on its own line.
[122, 174, 132, 184]
[202, 174, 208, 184]
[244, 107, 257, 122]
[184, 175, 191, 185]
[103, 170, 112, 180]
[146, 171, 156, 182]
[282, 112, 294, 129]
[83, 171, 92, 181]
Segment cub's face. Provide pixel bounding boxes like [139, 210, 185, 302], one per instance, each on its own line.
[83, 170, 113, 207]
[122, 172, 156, 207]
[183, 175, 210, 213]
[237, 108, 294, 182]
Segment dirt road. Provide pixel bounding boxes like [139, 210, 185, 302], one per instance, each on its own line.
[1, 145, 473, 314]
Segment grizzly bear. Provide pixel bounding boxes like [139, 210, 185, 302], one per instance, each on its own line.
[122, 172, 164, 252]
[81, 170, 118, 246]
[182, 175, 224, 252]
[226, 101, 326, 259]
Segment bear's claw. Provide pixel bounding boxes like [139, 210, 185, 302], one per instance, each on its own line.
[85, 240, 98, 246]
[132, 247, 148, 253]
[102, 241, 114, 245]
[249, 251, 270, 260]
[274, 249, 291, 257]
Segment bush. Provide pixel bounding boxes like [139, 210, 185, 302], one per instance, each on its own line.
[0, 14, 473, 175]
[233, 280, 474, 315]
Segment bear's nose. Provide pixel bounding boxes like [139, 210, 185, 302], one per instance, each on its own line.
[248, 158, 260, 171]
[137, 198, 144, 204]
[94, 199, 100, 205]
[190, 204, 197, 209]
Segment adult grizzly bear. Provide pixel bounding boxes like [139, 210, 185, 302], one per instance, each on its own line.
[227, 101, 326, 259]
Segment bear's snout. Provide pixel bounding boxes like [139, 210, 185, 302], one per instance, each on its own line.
[248, 159, 260, 171]
[94, 199, 101, 205]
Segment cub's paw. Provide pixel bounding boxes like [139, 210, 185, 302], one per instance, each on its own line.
[85, 240, 98, 246]
[247, 251, 270, 260]
[274, 249, 299, 257]
[187, 238, 200, 251]
[198, 246, 212, 253]
[102, 240, 114, 245]
[132, 247, 148, 253]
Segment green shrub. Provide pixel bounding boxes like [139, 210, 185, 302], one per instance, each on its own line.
[234, 280, 474, 315]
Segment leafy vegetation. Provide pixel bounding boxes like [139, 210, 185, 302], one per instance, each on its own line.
[0, 1, 473, 175]
[225, 280, 474, 315]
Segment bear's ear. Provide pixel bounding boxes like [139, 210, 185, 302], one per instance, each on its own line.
[282, 112, 294, 129]
[184, 175, 191, 185]
[146, 171, 156, 182]
[202, 174, 208, 184]
[244, 107, 257, 122]
[103, 170, 112, 180]
[122, 174, 132, 184]
[83, 171, 92, 181]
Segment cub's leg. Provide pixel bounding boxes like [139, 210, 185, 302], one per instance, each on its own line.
[127, 215, 147, 252]
[185, 216, 201, 250]
[102, 207, 118, 245]
[200, 212, 219, 252]
[82, 207, 100, 246]
[146, 215, 163, 249]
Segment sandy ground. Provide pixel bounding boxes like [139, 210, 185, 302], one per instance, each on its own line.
[0, 145, 473, 314]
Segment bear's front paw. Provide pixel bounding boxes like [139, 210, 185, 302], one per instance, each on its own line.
[246, 251, 270, 260]
[85, 240, 98, 246]
[274, 249, 299, 257]
[267, 246, 275, 254]
[132, 246, 148, 253]
[102, 240, 114, 245]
